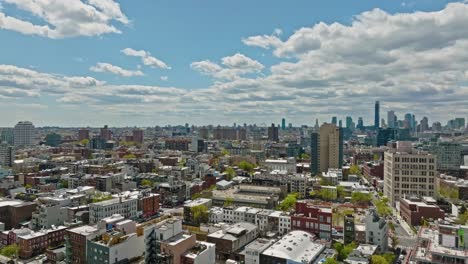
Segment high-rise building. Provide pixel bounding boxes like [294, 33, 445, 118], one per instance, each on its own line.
[13, 121, 35, 147]
[357, 117, 364, 130]
[281, 118, 286, 130]
[314, 119, 319, 130]
[311, 123, 343, 174]
[432, 141, 462, 173]
[420, 117, 429, 133]
[387, 111, 395, 128]
[268, 124, 279, 142]
[0, 129, 14, 145]
[0, 143, 13, 167]
[132, 129, 144, 144]
[331, 117, 337, 126]
[344, 214, 355, 245]
[384, 146, 437, 206]
[345, 116, 355, 130]
[375, 101, 380, 129]
[404, 113, 412, 129]
[78, 128, 90, 141]
[100, 125, 111, 141]
[310, 132, 319, 175]
[338, 120, 342, 128]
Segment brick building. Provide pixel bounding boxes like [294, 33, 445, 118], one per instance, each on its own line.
[0, 199, 36, 230]
[399, 197, 445, 226]
[138, 193, 160, 218]
[18, 226, 67, 259]
[291, 201, 332, 239]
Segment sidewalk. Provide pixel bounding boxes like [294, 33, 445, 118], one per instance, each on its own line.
[393, 206, 416, 237]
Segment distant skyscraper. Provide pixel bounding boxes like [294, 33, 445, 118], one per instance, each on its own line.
[315, 119, 319, 130]
[78, 128, 90, 141]
[338, 120, 342, 128]
[331, 117, 337, 125]
[387, 111, 395, 128]
[420, 117, 429, 133]
[268, 124, 279, 142]
[13, 121, 35, 147]
[345, 116, 354, 130]
[374, 101, 380, 129]
[281, 118, 286, 130]
[357, 117, 364, 130]
[310, 123, 343, 174]
[404, 113, 412, 129]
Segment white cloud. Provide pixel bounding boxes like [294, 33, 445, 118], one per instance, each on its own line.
[160, 76, 168, 81]
[0, 0, 128, 39]
[191, 53, 264, 80]
[89, 62, 144, 77]
[121, 48, 171, 69]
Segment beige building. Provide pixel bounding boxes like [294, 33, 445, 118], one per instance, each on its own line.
[313, 123, 342, 174]
[384, 148, 437, 206]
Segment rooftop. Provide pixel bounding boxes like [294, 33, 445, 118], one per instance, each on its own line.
[261, 230, 325, 263]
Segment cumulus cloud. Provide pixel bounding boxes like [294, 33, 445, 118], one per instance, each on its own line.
[2, 3, 468, 125]
[191, 53, 264, 80]
[160, 76, 168, 81]
[90, 62, 143, 77]
[121, 48, 171, 69]
[0, 0, 128, 39]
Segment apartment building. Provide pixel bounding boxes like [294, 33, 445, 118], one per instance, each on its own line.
[89, 196, 138, 224]
[291, 201, 332, 239]
[384, 146, 437, 206]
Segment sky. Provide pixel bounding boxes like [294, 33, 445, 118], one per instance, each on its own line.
[0, 0, 467, 127]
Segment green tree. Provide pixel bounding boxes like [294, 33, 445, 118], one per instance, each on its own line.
[371, 255, 389, 264]
[349, 165, 361, 175]
[123, 154, 136, 159]
[24, 184, 33, 189]
[351, 192, 372, 205]
[456, 211, 468, 225]
[238, 161, 255, 173]
[388, 221, 395, 232]
[221, 149, 230, 156]
[374, 197, 393, 217]
[333, 242, 357, 261]
[278, 193, 299, 211]
[382, 253, 396, 264]
[0, 244, 19, 258]
[300, 153, 311, 160]
[191, 205, 209, 225]
[224, 197, 234, 207]
[140, 179, 154, 188]
[324, 257, 338, 264]
[79, 138, 89, 146]
[225, 167, 236, 181]
[92, 193, 113, 203]
[337, 186, 346, 199]
[390, 235, 399, 250]
[60, 179, 69, 188]
[319, 188, 337, 201]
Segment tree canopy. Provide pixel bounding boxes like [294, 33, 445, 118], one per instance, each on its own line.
[225, 167, 236, 181]
[349, 165, 361, 175]
[333, 242, 357, 261]
[278, 193, 299, 211]
[351, 192, 372, 205]
[140, 179, 154, 188]
[238, 161, 255, 173]
[123, 154, 137, 159]
[0, 244, 19, 258]
[191, 205, 209, 225]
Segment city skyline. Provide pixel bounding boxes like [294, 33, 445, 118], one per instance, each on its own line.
[1, 0, 467, 126]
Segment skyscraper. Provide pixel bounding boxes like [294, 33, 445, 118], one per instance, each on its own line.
[311, 123, 343, 174]
[13, 121, 35, 147]
[374, 101, 380, 129]
[268, 124, 279, 142]
[387, 111, 395, 128]
[132, 129, 144, 144]
[0, 142, 13, 167]
[345, 116, 354, 130]
[357, 117, 364, 130]
[331, 117, 337, 126]
[281, 118, 286, 130]
[100, 125, 111, 141]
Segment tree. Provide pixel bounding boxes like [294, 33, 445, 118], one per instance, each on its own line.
[221, 149, 229, 156]
[191, 205, 209, 225]
[123, 154, 136, 159]
[0, 244, 19, 258]
[24, 184, 32, 189]
[388, 221, 395, 232]
[140, 179, 154, 188]
[371, 255, 389, 264]
[319, 188, 337, 201]
[337, 186, 346, 199]
[278, 193, 299, 211]
[60, 179, 69, 188]
[374, 197, 393, 217]
[79, 138, 89, 146]
[390, 235, 399, 250]
[351, 192, 372, 205]
[225, 167, 236, 181]
[223, 197, 234, 207]
[333, 242, 357, 261]
[456, 211, 468, 225]
[349, 165, 361, 175]
[324, 258, 338, 264]
[238, 161, 254, 173]
[300, 153, 311, 160]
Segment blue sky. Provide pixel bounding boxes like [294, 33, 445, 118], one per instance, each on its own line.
[0, 0, 467, 127]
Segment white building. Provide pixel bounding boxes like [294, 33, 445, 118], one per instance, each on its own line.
[322, 168, 343, 185]
[264, 158, 296, 173]
[365, 209, 388, 252]
[244, 238, 274, 264]
[89, 196, 138, 224]
[384, 148, 437, 206]
[13, 121, 35, 147]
